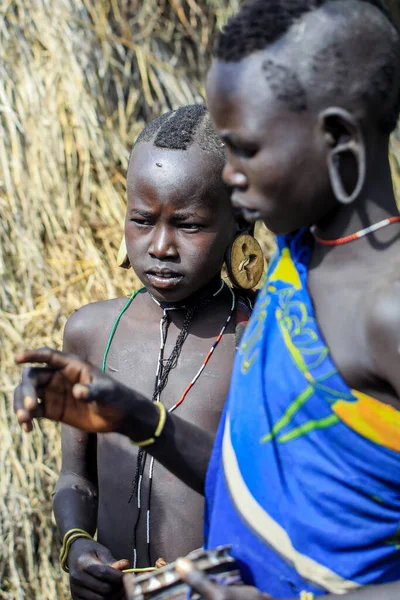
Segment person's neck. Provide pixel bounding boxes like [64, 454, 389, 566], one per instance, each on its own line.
[312, 152, 400, 263]
[156, 273, 224, 310]
[142, 272, 225, 322]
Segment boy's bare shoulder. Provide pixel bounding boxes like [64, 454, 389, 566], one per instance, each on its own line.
[63, 297, 130, 358]
[366, 268, 400, 395]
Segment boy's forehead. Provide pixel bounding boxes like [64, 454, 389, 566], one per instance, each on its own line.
[129, 142, 216, 181]
[127, 141, 227, 211]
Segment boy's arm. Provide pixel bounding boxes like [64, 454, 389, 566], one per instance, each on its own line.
[53, 312, 98, 539]
[52, 314, 129, 597]
[53, 424, 98, 539]
[54, 424, 129, 596]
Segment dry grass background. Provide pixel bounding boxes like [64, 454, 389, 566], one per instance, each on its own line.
[0, 1, 399, 599]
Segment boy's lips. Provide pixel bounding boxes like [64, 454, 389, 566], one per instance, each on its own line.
[145, 268, 184, 289]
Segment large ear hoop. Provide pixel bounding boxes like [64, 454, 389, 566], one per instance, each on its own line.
[225, 226, 264, 290]
[117, 237, 131, 270]
[323, 108, 366, 205]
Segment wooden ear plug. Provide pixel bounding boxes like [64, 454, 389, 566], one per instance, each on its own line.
[226, 233, 264, 289]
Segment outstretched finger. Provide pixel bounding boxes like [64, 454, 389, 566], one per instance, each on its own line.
[176, 558, 224, 600]
[15, 347, 71, 369]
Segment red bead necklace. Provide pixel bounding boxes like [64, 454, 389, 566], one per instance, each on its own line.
[311, 216, 400, 246]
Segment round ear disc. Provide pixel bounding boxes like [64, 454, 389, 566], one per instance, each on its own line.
[226, 234, 264, 289]
[117, 237, 131, 270]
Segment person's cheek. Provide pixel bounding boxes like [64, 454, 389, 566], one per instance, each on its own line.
[198, 236, 219, 263]
[202, 238, 226, 275]
[185, 242, 209, 277]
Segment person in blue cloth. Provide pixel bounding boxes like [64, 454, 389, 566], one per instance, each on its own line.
[13, 0, 400, 599]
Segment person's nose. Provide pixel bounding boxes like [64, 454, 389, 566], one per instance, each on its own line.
[223, 161, 248, 190]
[149, 225, 178, 260]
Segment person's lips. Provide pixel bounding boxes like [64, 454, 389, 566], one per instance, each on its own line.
[231, 195, 261, 224]
[145, 268, 184, 289]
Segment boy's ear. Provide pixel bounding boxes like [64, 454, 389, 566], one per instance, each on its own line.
[318, 107, 366, 205]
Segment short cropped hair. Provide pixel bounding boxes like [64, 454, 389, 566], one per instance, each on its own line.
[133, 104, 225, 157]
[214, 0, 400, 134]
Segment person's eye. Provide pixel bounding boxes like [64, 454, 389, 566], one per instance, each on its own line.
[179, 223, 203, 232]
[226, 141, 258, 159]
[131, 218, 152, 227]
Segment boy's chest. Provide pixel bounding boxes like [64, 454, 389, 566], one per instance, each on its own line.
[88, 320, 236, 426]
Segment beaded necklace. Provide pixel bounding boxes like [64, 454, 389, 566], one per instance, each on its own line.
[311, 216, 400, 246]
[101, 281, 236, 567]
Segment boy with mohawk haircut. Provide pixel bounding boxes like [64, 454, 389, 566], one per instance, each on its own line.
[15, 2, 400, 599]
[16, 104, 259, 600]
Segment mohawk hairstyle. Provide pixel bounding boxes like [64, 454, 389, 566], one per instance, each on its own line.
[214, 0, 392, 62]
[133, 104, 225, 157]
[214, 0, 400, 134]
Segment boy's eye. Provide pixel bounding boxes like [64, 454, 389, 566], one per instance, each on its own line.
[131, 218, 153, 227]
[179, 223, 203, 231]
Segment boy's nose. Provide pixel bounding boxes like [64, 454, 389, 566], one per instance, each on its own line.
[149, 227, 178, 259]
[223, 162, 248, 189]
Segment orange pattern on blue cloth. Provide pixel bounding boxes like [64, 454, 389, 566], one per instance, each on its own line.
[265, 241, 400, 452]
[205, 228, 400, 597]
[335, 391, 400, 453]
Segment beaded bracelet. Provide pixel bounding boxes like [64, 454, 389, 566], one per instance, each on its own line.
[132, 402, 167, 448]
[60, 528, 93, 572]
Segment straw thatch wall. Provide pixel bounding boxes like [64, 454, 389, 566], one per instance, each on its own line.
[0, 1, 399, 599]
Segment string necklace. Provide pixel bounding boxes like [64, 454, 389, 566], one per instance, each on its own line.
[130, 280, 236, 568]
[311, 216, 400, 246]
